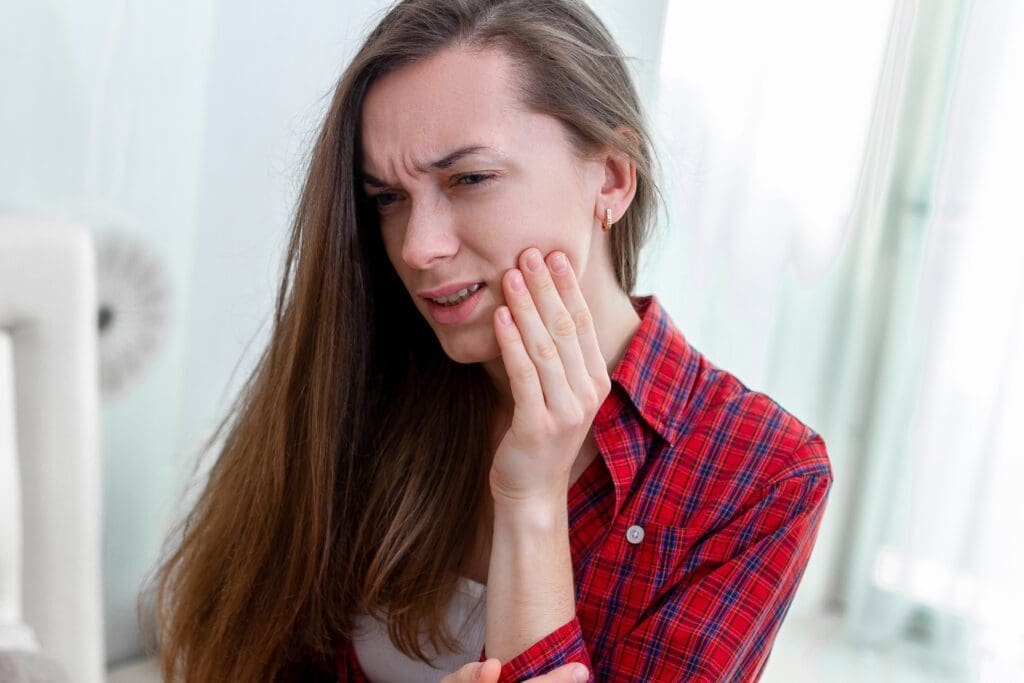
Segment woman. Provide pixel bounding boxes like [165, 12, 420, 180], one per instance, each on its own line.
[146, 1, 834, 681]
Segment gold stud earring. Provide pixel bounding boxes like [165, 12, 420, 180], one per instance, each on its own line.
[602, 208, 614, 232]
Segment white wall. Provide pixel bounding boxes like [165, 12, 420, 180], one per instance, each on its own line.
[1, 0, 215, 665]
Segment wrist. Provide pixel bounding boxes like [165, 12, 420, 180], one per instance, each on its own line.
[489, 469, 571, 515]
[492, 493, 568, 532]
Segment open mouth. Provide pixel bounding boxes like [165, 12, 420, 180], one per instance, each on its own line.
[425, 283, 487, 324]
[429, 282, 485, 307]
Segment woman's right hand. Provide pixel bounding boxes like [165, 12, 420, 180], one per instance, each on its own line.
[441, 657, 590, 683]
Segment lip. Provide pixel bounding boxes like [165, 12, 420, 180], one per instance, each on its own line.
[418, 280, 486, 300]
[424, 284, 487, 325]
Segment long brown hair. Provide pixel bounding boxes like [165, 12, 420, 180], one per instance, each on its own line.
[142, 0, 664, 679]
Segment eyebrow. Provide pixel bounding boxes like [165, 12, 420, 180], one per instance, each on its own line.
[359, 145, 502, 188]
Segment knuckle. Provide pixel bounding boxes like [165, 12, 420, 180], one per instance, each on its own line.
[535, 339, 559, 360]
[572, 308, 594, 331]
[568, 405, 586, 426]
[551, 312, 577, 339]
[512, 298, 534, 314]
[514, 363, 539, 383]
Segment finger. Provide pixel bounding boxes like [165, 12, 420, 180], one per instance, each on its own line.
[478, 658, 501, 682]
[504, 261, 575, 417]
[519, 248, 594, 403]
[542, 250, 607, 393]
[445, 658, 501, 683]
[493, 301, 545, 423]
[528, 662, 591, 682]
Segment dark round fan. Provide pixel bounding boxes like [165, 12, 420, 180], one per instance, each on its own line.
[94, 232, 170, 400]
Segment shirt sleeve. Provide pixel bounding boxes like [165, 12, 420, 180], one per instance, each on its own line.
[599, 464, 833, 681]
[479, 614, 594, 682]
[484, 441, 831, 682]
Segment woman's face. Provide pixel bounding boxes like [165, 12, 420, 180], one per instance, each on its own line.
[359, 45, 605, 364]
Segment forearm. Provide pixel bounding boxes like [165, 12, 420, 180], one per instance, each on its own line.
[485, 495, 577, 663]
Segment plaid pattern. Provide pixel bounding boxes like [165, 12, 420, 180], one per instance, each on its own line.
[336, 294, 833, 682]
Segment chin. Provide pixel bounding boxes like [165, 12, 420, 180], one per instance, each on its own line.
[436, 331, 501, 365]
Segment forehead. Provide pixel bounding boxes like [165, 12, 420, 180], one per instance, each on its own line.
[359, 45, 529, 177]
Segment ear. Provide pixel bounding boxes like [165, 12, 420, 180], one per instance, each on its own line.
[593, 126, 639, 228]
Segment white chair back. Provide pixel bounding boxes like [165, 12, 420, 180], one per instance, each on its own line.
[0, 216, 105, 683]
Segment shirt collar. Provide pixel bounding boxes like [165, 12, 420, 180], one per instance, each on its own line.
[593, 294, 701, 517]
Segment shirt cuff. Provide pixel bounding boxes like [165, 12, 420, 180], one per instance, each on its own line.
[479, 615, 594, 682]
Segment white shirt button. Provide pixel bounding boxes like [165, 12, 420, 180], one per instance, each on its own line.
[626, 525, 645, 544]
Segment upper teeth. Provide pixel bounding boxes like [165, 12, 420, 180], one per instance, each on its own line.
[432, 283, 482, 304]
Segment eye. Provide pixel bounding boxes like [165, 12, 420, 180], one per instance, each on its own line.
[372, 192, 399, 209]
[369, 173, 497, 213]
[455, 173, 496, 187]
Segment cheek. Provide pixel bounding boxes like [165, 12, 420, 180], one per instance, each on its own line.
[523, 171, 591, 236]
[478, 188, 576, 254]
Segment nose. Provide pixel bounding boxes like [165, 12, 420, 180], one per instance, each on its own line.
[400, 199, 458, 270]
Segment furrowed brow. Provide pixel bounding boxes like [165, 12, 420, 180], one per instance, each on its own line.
[359, 145, 501, 188]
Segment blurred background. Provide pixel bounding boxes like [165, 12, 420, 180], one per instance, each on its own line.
[1, 0, 1021, 681]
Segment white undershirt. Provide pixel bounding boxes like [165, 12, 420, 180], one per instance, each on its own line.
[351, 576, 487, 682]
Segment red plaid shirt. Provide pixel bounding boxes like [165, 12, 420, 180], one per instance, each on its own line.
[336, 294, 833, 682]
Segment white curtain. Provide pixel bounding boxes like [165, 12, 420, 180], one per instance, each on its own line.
[642, 0, 896, 623]
[648, 0, 1024, 678]
[841, 0, 1024, 678]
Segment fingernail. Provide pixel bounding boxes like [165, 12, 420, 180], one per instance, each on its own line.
[573, 665, 589, 682]
[498, 306, 511, 324]
[525, 249, 542, 272]
[551, 252, 568, 273]
[510, 270, 525, 291]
